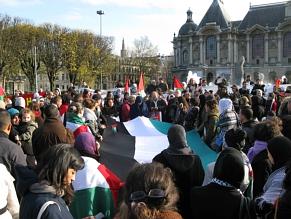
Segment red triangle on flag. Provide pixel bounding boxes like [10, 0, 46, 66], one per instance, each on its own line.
[173, 75, 184, 89]
[137, 73, 144, 92]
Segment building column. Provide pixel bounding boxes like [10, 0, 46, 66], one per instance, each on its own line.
[233, 35, 238, 63]
[174, 47, 177, 66]
[199, 36, 204, 64]
[189, 37, 193, 65]
[278, 32, 282, 63]
[246, 34, 250, 64]
[216, 35, 220, 64]
[264, 33, 269, 63]
[228, 34, 232, 63]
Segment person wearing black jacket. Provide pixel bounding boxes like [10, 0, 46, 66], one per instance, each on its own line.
[0, 110, 27, 178]
[153, 124, 204, 219]
[191, 148, 256, 219]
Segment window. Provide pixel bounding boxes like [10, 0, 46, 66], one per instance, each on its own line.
[183, 50, 188, 65]
[210, 59, 213, 65]
[256, 59, 260, 65]
[252, 34, 264, 58]
[283, 32, 291, 57]
[62, 73, 65, 81]
[206, 36, 217, 59]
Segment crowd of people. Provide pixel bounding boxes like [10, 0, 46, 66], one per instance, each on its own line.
[0, 74, 291, 219]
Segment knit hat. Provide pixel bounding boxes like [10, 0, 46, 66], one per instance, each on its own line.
[213, 147, 244, 189]
[267, 136, 291, 170]
[224, 128, 247, 150]
[218, 98, 233, 114]
[15, 97, 26, 108]
[0, 100, 5, 109]
[7, 108, 20, 117]
[74, 132, 99, 159]
[167, 124, 192, 155]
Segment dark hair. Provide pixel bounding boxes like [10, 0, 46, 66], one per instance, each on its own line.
[240, 107, 253, 120]
[253, 120, 281, 142]
[213, 147, 244, 189]
[0, 110, 11, 130]
[62, 94, 71, 105]
[83, 98, 96, 109]
[43, 104, 59, 119]
[224, 128, 247, 150]
[37, 144, 84, 204]
[120, 163, 179, 219]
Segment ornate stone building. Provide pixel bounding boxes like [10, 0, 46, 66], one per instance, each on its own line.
[172, 0, 291, 84]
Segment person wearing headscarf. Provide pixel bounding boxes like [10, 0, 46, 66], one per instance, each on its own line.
[203, 128, 253, 198]
[255, 136, 291, 217]
[191, 148, 256, 219]
[213, 98, 239, 151]
[247, 120, 281, 198]
[71, 132, 123, 219]
[153, 124, 204, 219]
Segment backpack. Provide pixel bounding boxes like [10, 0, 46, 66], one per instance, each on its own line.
[37, 201, 61, 219]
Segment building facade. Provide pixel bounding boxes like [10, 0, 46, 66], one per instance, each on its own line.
[172, 0, 291, 84]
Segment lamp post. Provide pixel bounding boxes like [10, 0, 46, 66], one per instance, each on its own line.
[97, 10, 104, 90]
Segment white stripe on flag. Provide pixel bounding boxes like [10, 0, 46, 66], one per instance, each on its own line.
[134, 136, 168, 163]
[123, 116, 165, 137]
[73, 157, 110, 191]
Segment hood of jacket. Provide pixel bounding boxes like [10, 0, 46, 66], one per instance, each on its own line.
[84, 107, 97, 121]
[15, 165, 38, 197]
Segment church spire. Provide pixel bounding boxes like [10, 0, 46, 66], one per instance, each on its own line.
[186, 8, 193, 22]
[121, 38, 127, 58]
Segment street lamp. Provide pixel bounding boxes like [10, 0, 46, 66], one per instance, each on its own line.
[96, 10, 104, 89]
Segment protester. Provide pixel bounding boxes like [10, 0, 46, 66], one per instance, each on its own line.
[115, 162, 182, 219]
[19, 144, 84, 219]
[203, 98, 219, 147]
[71, 132, 123, 219]
[157, 78, 168, 93]
[102, 98, 119, 118]
[16, 108, 38, 167]
[0, 163, 19, 219]
[213, 98, 239, 151]
[0, 110, 27, 177]
[248, 121, 282, 198]
[191, 148, 256, 218]
[66, 102, 91, 138]
[147, 91, 167, 121]
[120, 95, 135, 122]
[153, 124, 204, 219]
[239, 81, 250, 96]
[255, 136, 291, 217]
[7, 108, 20, 144]
[32, 104, 74, 161]
[239, 107, 257, 153]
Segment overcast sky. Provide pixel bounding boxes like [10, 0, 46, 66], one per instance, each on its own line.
[0, 0, 285, 55]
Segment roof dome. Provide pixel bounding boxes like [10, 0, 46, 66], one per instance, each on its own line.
[178, 9, 197, 36]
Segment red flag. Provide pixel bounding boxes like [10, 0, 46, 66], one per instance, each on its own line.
[137, 73, 144, 92]
[173, 75, 184, 89]
[275, 79, 281, 88]
[124, 78, 129, 93]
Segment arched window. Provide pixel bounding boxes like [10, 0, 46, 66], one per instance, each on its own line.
[252, 34, 264, 58]
[183, 50, 188, 65]
[206, 36, 217, 59]
[283, 32, 291, 57]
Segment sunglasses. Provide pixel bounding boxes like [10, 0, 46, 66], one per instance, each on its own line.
[129, 189, 165, 202]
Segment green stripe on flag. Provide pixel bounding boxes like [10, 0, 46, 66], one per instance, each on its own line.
[150, 119, 217, 169]
[70, 187, 115, 219]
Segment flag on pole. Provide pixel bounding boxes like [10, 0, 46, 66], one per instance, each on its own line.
[124, 78, 129, 93]
[137, 72, 144, 92]
[173, 75, 184, 90]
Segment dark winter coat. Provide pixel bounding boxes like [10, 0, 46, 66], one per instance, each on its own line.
[17, 166, 73, 219]
[32, 117, 74, 161]
[251, 149, 272, 198]
[242, 120, 257, 153]
[0, 131, 27, 177]
[276, 190, 291, 219]
[191, 183, 256, 219]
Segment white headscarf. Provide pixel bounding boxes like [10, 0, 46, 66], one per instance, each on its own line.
[219, 98, 233, 114]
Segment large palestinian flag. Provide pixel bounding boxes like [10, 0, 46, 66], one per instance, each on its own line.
[100, 116, 217, 181]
